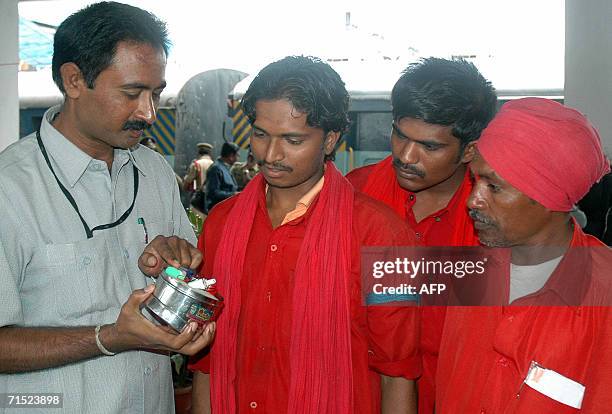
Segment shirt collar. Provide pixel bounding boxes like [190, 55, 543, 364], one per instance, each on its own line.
[539, 222, 593, 306]
[513, 221, 592, 306]
[405, 168, 472, 219]
[280, 176, 325, 225]
[40, 106, 92, 188]
[217, 158, 231, 169]
[261, 175, 325, 226]
[39, 106, 147, 187]
[126, 146, 149, 177]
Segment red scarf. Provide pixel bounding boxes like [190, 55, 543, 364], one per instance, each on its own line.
[210, 162, 354, 413]
[362, 156, 408, 219]
[362, 156, 478, 246]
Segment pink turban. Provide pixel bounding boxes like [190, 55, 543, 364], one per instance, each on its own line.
[477, 98, 610, 211]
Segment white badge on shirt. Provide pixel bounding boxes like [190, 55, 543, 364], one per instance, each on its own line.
[524, 360, 585, 409]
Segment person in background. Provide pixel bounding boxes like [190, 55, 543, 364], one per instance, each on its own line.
[140, 136, 159, 152]
[436, 98, 612, 413]
[230, 151, 259, 190]
[579, 169, 612, 245]
[184, 142, 214, 212]
[205, 141, 239, 212]
[190, 55, 420, 414]
[0, 3, 214, 413]
[346, 57, 497, 414]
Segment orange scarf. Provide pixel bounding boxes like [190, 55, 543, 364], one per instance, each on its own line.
[210, 162, 354, 413]
[362, 156, 478, 246]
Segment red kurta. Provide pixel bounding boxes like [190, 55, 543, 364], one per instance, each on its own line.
[190, 188, 421, 413]
[347, 162, 477, 414]
[436, 226, 612, 413]
[346, 163, 476, 245]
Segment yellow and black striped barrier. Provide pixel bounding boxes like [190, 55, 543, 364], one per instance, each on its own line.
[229, 100, 253, 149]
[147, 108, 176, 155]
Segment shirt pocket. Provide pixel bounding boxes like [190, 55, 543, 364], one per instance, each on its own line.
[131, 218, 175, 247]
[512, 384, 581, 413]
[124, 219, 178, 284]
[147, 220, 175, 239]
[126, 219, 175, 262]
[29, 237, 111, 323]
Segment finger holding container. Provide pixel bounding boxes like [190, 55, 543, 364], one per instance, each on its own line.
[142, 266, 223, 334]
[138, 235, 203, 276]
[96, 267, 222, 356]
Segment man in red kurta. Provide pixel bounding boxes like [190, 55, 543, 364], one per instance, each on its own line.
[436, 98, 612, 413]
[190, 56, 420, 414]
[346, 57, 497, 413]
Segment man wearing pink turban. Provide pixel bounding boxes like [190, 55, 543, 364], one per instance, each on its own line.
[435, 98, 612, 413]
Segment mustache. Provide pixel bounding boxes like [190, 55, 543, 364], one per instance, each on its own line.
[122, 120, 150, 131]
[257, 160, 293, 173]
[392, 157, 425, 178]
[469, 209, 496, 226]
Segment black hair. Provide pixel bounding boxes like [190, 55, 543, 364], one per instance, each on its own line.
[198, 147, 212, 156]
[52, 1, 170, 94]
[241, 56, 350, 160]
[221, 142, 239, 158]
[391, 57, 497, 148]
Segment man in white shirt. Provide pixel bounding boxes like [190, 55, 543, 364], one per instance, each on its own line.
[0, 3, 214, 413]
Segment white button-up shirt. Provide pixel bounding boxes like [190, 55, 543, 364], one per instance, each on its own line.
[0, 106, 196, 414]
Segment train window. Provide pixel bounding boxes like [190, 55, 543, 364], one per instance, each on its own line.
[356, 113, 392, 152]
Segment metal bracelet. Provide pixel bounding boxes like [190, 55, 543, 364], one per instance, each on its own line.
[95, 325, 116, 356]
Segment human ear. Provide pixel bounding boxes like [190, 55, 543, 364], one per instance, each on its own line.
[461, 141, 477, 163]
[60, 63, 86, 99]
[324, 131, 341, 156]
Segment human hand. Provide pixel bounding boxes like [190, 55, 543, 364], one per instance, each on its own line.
[138, 235, 202, 277]
[100, 286, 215, 355]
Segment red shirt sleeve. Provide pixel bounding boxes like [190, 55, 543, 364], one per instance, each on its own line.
[354, 193, 422, 380]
